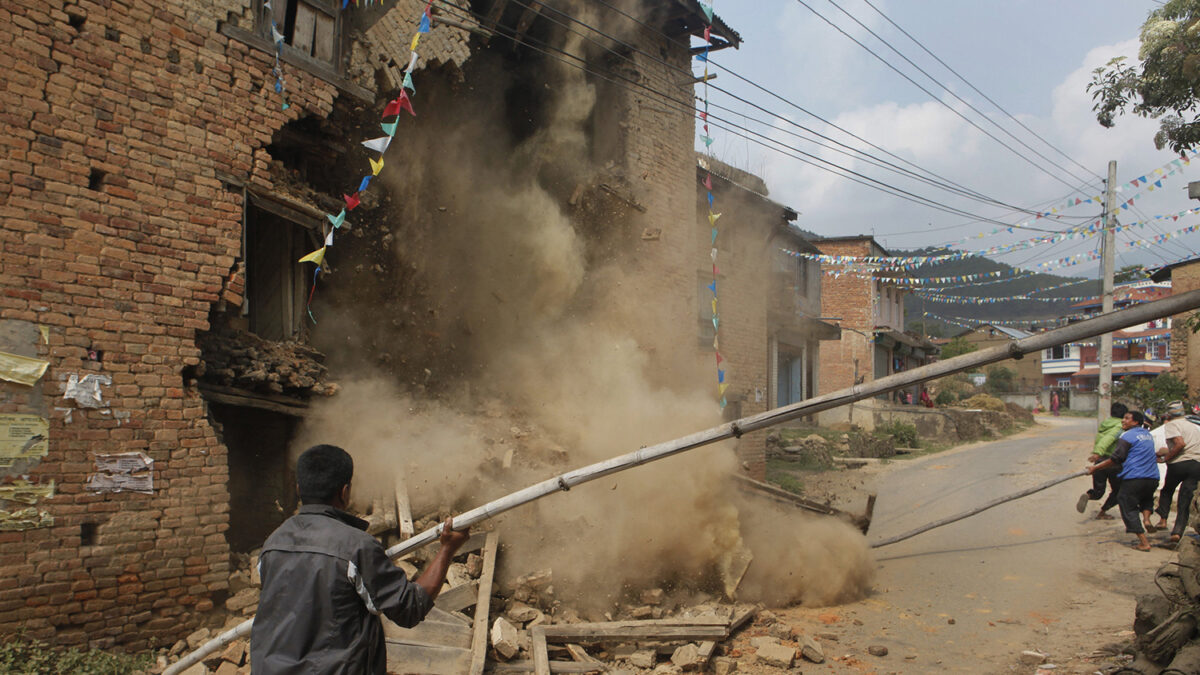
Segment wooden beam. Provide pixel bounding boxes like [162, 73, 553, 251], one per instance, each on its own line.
[468, 532, 500, 675]
[531, 626, 551, 675]
[540, 621, 728, 643]
[396, 477, 414, 539]
[435, 581, 480, 613]
[512, 1, 543, 51]
[490, 660, 606, 673]
[481, 0, 510, 44]
[196, 382, 308, 417]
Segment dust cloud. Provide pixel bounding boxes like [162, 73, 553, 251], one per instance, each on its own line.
[297, 0, 873, 609]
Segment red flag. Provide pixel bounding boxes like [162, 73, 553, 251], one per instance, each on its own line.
[383, 99, 402, 118]
[715, 351, 723, 365]
[344, 193, 361, 210]
[396, 90, 416, 116]
[704, 26, 711, 42]
[698, 111, 707, 120]
[704, 174, 713, 190]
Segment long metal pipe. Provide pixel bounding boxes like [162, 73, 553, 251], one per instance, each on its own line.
[165, 287, 1200, 674]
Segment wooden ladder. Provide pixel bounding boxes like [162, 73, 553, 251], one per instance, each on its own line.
[384, 531, 499, 675]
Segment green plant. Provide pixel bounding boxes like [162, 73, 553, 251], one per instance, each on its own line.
[0, 637, 153, 675]
[1115, 373, 1189, 417]
[876, 420, 918, 448]
[940, 336, 978, 360]
[934, 390, 955, 406]
[765, 459, 805, 495]
[983, 365, 1015, 394]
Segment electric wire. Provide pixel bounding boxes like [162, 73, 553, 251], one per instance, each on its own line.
[793, 0, 1101, 194]
[431, 0, 1078, 232]
[859, 0, 1102, 183]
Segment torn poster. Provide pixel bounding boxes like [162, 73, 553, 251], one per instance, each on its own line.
[87, 452, 153, 494]
[0, 479, 55, 505]
[63, 373, 112, 408]
[0, 507, 53, 531]
[0, 414, 49, 472]
[0, 351, 49, 387]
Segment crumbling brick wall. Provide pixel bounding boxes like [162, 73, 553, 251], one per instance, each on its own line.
[0, 0, 465, 651]
[1170, 262, 1200, 395]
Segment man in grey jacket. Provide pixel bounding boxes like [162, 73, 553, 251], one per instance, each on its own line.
[251, 444, 470, 674]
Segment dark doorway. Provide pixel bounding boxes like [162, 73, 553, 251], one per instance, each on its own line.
[209, 401, 300, 553]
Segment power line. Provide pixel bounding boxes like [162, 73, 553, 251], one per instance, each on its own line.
[431, 0, 1076, 232]
[793, 0, 1102, 195]
[858, 0, 1102, 183]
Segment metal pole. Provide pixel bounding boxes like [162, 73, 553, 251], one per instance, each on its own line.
[1099, 160, 1117, 422]
[164, 287, 1200, 675]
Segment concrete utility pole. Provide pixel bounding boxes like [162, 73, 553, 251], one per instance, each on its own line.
[1099, 161, 1117, 423]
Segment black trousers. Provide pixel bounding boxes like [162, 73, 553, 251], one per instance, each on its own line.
[1086, 465, 1121, 512]
[1156, 459, 1200, 537]
[1118, 478, 1158, 534]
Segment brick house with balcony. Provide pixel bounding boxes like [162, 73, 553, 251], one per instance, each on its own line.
[696, 157, 837, 475]
[813, 236, 936, 426]
[1040, 282, 1173, 399]
[1, 0, 740, 650]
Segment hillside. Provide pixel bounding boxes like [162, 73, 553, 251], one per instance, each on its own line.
[894, 247, 1100, 337]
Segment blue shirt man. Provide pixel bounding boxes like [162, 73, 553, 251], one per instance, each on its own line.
[1087, 411, 1159, 551]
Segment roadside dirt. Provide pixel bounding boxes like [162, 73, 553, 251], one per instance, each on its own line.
[729, 416, 1167, 674]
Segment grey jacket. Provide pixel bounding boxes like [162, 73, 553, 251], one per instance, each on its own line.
[250, 504, 434, 674]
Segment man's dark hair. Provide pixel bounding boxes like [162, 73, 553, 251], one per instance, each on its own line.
[1127, 410, 1145, 426]
[297, 444, 353, 504]
[1111, 402, 1128, 419]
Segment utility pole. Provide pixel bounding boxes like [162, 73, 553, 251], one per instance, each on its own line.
[1098, 161, 1117, 423]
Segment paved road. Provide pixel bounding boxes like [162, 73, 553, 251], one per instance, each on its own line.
[790, 416, 1172, 672]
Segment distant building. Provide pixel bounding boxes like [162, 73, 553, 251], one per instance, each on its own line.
[1151, 258, 1200, 396]
[1041, 281, 1173, 394]
[951, 324, 1042, 392]
[814, 236, 937, 425]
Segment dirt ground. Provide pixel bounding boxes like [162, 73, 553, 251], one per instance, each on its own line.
[722, 416, 1167, 675]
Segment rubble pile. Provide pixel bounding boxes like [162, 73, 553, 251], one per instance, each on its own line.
[196, 328, 337, 397]
[1119, 503, 1200, 674]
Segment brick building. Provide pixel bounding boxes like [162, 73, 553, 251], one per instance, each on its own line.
[813, 236, 936, 426]
[951, 324, 1042, 392]
[1, 0, 737, 650]
[695, 157, 837, 477]
[1151, 259, 1200, 398]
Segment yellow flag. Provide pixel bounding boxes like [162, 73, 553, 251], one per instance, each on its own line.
[370, 157, 384, 175]
[411, 34, 421, 51]
[708, 212, 722, 226]
[718, 383, 729, 396]
[298, 247, 327, 265]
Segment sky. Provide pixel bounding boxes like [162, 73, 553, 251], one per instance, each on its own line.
[697, 0, 1199, 279]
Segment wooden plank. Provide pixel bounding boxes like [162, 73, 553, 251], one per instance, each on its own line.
[531, 626, 550, 675]
[312, 11, 335, 62]
[430, 531, 487, 558]
[481, 0, 509, 44]
[384, 642, 470, 675]
[293, 2, 317, 55]
[384, 619, 472, 650]
[468, 531, 500, 675]
[427, 606, 471, 626]
[196, 382, 308, 417]
[512, 0, 543, 50]
[435, 581, 480, 613]
[540, 622, 727, 643]
[488, 662, 607, 673]
[396, 478, 414, 539]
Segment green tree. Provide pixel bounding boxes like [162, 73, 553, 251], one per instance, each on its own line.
[983, 365, 1015, 394]
[1114, 264, 1148, 283]
[1115, 373, 1190, 417]
[940, 336, 977, 360]
[1088, 1, 1200, 152]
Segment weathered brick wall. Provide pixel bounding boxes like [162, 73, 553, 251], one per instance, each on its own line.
[814, 240, 875, 396]
[1170, 263, 1200, 396]
[0, 0, 467, 651]
[696, 179, 771, 480]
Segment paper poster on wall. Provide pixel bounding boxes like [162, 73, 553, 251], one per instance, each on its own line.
[87, 452, 154, 494]
[0, 414, 49, 473]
